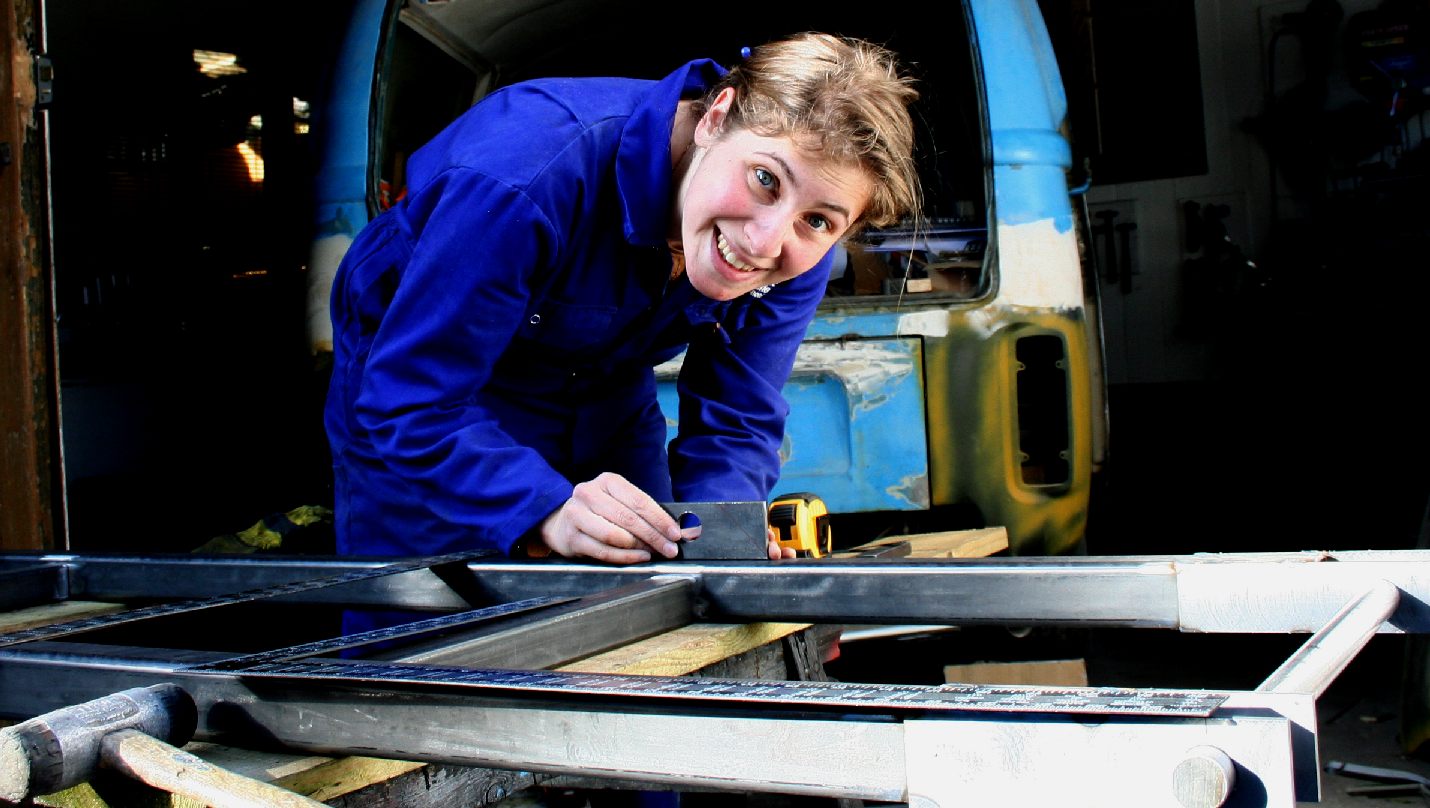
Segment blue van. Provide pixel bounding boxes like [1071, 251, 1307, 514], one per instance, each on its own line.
[304, 0, 1104, 555]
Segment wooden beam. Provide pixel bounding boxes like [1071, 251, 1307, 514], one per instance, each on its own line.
[0, 0, 59, 551]
[842, 526, 1009, 559]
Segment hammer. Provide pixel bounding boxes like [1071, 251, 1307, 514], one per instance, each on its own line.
[0, 684, 324, 807]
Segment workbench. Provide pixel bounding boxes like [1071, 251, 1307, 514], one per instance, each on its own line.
[7, 528, 1008, 807]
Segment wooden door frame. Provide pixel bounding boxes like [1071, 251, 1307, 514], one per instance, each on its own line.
[1, 0, 62, 550]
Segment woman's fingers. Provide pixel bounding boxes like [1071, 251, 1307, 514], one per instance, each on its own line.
[767, 526, 796, 559]
[579, 473, 680, 558]
[539, 505, 651, 563]
[541, 474, 680, 563]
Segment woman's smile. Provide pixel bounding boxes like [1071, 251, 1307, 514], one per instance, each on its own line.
[715, 231, 762, 273]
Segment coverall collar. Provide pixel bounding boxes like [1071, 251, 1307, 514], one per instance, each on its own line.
[615, 59, 728, 248]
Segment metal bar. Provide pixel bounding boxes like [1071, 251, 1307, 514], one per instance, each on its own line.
[0, 563, 64, 612]
[1256, 579, 1401, 698]
[0, 642, 1309, 804]
[0, 552, 490, 649]
[372, 576, 696, 669]
[658, 501, 768, 560]
[12, 550, 1430, 631]
[185, 659, 1228, 717]
[189, 596, 574, 672]
[905, 712, 1297, 807]
[840, 625, 958, 642]
[11, 554, 1184, 624]
[0, 638, 1228, 721]
[2, 547, 1382, 805]
[1220, 690, 1321, 801]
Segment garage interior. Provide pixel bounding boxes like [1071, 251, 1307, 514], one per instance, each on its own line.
[3, 0, 1430, 805]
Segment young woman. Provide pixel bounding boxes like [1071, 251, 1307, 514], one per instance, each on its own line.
[325, 33, 919, 563]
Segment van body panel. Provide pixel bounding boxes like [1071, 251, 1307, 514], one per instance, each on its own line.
[658, 339, 930, 513]
[307, 0, 386, 353]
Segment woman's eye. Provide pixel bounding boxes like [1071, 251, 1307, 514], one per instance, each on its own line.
[807, 213, 830, 232]
[753, 167, 776, 189]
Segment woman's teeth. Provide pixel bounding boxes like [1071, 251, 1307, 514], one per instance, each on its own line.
[716, 233, 759, 272]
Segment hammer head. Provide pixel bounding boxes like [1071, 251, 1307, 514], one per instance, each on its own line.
[0, 683, 196, 800]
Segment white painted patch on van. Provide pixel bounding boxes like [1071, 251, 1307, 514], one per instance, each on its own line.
[962, 307, 1004, 339]
[306, 233, 352, 354]
[653, 352, 685, 379]
[788, 341, 915, 404]
[994, 218, 1083, 310]
[895, 309, 951, 338]
[656, 342, 916, 401]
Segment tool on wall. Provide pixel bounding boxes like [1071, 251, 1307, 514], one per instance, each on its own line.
[1090, 206, 1138, 294]
[1093, 208, 1120, 284]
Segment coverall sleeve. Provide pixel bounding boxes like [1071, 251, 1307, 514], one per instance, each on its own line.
[351, 168, 574, 553]
[668, 255, 833, 502]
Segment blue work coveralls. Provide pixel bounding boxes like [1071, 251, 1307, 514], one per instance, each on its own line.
[325, 59, 834, 558]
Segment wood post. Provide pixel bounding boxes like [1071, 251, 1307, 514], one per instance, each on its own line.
[0, 0, 60, 551]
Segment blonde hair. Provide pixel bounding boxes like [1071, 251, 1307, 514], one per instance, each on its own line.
[695, 32, 921, 231]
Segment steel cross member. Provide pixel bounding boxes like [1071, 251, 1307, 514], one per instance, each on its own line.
[0, 549, 1427, 806]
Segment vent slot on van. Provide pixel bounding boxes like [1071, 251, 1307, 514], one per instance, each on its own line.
[1015, 335, 1071, 486]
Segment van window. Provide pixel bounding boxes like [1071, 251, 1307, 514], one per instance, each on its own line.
[374, 0, 989, 301]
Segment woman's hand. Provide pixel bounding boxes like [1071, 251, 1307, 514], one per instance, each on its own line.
[539, 473, 681, 563]
[768, 526, 796, 560]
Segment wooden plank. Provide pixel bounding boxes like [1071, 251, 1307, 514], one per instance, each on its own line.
[185, 743, 341, 785]
[0, 600, 125, 633]
[943, 658, 1088, 687]
[556, 622, 810, 676]
[270, 757, 428, 803]
[843, 526, 1008, 559]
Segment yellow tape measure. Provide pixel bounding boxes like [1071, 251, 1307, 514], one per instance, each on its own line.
[768, 492, 832, 558]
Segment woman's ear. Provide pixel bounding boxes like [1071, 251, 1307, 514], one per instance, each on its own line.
[694, 87, 736, 146]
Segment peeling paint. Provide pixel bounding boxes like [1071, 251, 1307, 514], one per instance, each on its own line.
[992, 218, 1084, 310]
[886, 471, 931, 509]
[859, 393, 889, 412]
[788, 342, 914, 405]
[653, 353, 683, 379]
[306, 233, 353, 354]
[895, 309, 951, 338]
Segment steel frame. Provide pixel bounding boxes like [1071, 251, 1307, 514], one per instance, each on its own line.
[2, 549, 1429, 807]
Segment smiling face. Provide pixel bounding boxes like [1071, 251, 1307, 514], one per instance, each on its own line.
[670, 89, 872, 302]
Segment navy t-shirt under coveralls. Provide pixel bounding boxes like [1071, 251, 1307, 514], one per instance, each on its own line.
[324, 59, 834, 558]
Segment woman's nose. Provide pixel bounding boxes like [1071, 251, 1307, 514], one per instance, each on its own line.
[744, 212, 789, 259]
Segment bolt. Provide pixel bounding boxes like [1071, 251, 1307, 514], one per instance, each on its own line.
[1172, 745, 1236, 808]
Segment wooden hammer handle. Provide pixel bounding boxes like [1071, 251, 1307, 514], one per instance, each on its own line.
[101, 729, 327, 808]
